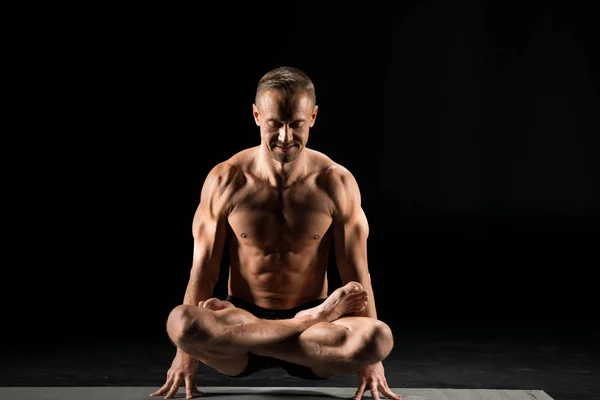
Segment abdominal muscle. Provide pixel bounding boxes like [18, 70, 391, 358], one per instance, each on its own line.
[227, 247, 329, 310]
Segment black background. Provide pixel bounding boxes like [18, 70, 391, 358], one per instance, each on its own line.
[8, 2, 599, 352]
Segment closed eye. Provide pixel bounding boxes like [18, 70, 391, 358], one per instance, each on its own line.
[267, 120, 283, 129]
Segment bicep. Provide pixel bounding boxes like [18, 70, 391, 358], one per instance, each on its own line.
[191, 201, 227, 267]
[333, 205, 369, 250]
[330, 169, 370, 282]
[190, 165, 232, 277]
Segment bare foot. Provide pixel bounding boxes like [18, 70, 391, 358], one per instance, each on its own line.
[198, 298, 235, 311]
[295, 281, 368, 322]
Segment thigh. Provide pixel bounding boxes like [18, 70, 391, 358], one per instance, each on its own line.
[193, 350, 249, 377]
[295, 317, 381, 356]
[179, 306, 258, 377]
[297, 318, 379, 378]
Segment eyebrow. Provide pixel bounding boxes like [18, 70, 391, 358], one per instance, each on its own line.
[266, 117, 306, 123]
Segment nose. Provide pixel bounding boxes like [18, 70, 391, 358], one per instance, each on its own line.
[278, 125, 293, 143]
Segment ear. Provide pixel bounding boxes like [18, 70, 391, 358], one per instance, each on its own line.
[310, 105, 318, 127]
[252, 104, 260, 126]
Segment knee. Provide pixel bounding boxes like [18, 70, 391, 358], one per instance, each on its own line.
[166, 304, 212, 345]
[351, 320, 394, 365]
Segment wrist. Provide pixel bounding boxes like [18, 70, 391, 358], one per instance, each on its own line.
[177, 347, 196, 359]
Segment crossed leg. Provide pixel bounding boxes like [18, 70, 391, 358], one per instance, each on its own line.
[166, 281, 395, 379]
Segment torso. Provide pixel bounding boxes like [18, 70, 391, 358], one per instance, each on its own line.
[224, 146, 337, 310]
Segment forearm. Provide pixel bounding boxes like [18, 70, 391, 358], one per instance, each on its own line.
[182, 264, 220, 306]
[339, 268, 378, 319]
[353, 272, 378, 319]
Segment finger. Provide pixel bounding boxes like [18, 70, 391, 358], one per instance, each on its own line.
[184, 375, 196, 399]
[381, 382, 402, 400]
[353, 381, 367, 400]
[370, 383, 382, 400]
[165, 376, 182, 399]
[150, 384, 169, 397]
[150, 375, 173, 396]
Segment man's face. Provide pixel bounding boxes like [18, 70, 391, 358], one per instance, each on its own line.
[253, 90, 318, 164]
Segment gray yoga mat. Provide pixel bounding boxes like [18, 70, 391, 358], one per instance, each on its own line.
[0, 386, 555, 399]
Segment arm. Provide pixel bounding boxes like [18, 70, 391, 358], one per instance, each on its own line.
[152, 162, 236, 399]
[182, 162, 233, 306]
[329, 166, 377, 319]
[329, 166, 402, 400]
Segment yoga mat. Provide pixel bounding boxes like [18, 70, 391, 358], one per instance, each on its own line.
[0, 386, 555, 399]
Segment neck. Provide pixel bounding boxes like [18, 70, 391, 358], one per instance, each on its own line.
[256, 144, 308, 187]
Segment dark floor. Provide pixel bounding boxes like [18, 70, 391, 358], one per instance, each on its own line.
[2, 323, 599, 400]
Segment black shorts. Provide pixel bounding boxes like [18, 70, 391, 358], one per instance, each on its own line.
[225, 295, 328, 380]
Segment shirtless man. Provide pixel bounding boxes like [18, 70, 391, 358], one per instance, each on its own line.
[151, 66, 401, 400]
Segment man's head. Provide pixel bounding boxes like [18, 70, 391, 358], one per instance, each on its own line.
[253, 66, 318, 164]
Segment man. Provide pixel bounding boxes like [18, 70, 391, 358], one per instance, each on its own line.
[151, 66, 401, 400]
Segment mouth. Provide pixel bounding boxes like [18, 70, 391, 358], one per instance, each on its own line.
[275, 144, 298, 153]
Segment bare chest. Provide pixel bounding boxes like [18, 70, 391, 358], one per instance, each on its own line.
[228, 183, 333, 250]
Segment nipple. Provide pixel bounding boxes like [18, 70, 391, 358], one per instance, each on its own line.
[241, 233, 248, 238]
[313, 234, 320, 239]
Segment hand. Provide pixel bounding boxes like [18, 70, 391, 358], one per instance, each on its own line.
[151, 348, 201, 399]
[353, 361, 401, 400]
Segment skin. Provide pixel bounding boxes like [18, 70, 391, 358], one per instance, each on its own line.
[151, 89, 401, 400]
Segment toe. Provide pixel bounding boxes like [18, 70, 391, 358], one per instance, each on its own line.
[348, 282, 362, 292]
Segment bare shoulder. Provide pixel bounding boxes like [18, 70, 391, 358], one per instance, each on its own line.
[310, 149, 359, 192]
[310, 149, 362, 216]
[200, 148, 253, 204]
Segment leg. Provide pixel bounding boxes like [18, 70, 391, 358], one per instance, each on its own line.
[253, 316, 395, 378]
[166, 282, 368, 376]
[177, 298, 251, 377]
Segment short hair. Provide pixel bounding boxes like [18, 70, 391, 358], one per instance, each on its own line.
[255, 66, 316, 106]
